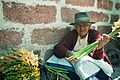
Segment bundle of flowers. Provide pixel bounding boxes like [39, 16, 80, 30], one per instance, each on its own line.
[0, 48, 40, 80]
[68, 19, 120, 60]
[0, 48, 69, 80]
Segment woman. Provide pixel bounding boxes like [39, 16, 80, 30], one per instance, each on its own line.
[54, 12, 113, 80]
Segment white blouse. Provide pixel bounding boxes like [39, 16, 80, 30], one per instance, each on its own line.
[73, 34, 88, 51]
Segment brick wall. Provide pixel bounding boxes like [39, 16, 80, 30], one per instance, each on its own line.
[0, 0, 120, 61]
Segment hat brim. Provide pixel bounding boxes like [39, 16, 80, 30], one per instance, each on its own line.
[70, 21, 95, 25]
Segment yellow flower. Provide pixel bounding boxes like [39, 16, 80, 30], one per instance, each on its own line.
[117, 32, 120, 37]
[114, 19, 120, 27]
[18, 48, 39, 67]
[112, 19, 120, 32]
[0, 48, 40, 80]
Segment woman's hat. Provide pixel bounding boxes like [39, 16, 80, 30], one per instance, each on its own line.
[70, 12, 95, 25]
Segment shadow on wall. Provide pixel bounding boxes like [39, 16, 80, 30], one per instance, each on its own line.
[44, 49, 53, 62]
[105, 37, 120, 66]
[33, 49, 53, 62]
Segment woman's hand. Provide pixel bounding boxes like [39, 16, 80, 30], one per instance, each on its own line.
[96, 34, 110, 50]
[67, 50, 78, 62]
[68, 57, 78, 62]
[102, 34, 110, 43]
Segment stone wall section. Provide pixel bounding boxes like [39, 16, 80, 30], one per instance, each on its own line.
[0, 0, 120, 61]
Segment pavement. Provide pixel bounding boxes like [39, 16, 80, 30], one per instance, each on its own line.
[112, 62, 120, 80]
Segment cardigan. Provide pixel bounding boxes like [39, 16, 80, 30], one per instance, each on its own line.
[54, 29, 111, 64]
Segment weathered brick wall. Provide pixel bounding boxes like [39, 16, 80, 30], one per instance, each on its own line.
[0, 0, 120, 61]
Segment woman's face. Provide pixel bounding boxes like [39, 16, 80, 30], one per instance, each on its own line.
[75, 23, 91, 38]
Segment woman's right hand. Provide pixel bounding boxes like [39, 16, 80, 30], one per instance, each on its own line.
[68, 57, 78, 62]
[67, 50, 78, 62]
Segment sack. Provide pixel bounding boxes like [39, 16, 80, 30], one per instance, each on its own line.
[46, 55, 80, 80]
[40, 68, 57, 80]
[46, 55, 72, 67]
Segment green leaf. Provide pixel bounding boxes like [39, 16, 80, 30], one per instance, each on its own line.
[68, 41, 99, 60]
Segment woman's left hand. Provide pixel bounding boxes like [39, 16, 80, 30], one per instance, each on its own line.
[102, 34, 110, 43]
[96, 34, 110, 50]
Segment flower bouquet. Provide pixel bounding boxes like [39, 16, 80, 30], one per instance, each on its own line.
[0, 48, 69, 80]
[68, 19, 120, 60]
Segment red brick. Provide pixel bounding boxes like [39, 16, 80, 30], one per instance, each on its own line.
[110, 14, 119, 23]
[97, 0, 113, 10]
[0, 30, 23, 49]
[38, 0, 60, 3]
[3, 2, 56, 24]
[115, 3, 120, 10]
[61, 7, 79, 23]
[66, 0, 95, 7]
[97, 25, 112, 34]
[31, 28, 69, 45]
[88, 11, 109, 22]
